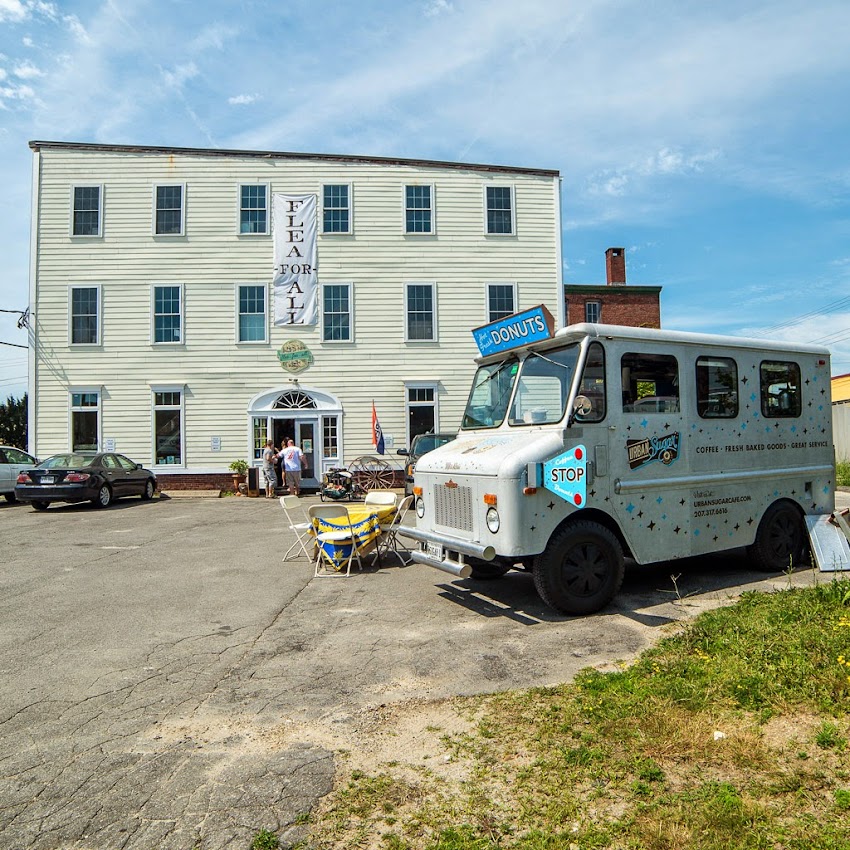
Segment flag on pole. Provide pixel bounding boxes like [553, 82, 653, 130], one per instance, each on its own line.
[371, 402, 385, 455]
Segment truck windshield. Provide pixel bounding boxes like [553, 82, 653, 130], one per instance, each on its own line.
[508, 346, 580, 425]
[461, 358, 519, 429]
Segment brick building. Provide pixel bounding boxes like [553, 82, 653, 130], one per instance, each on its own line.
[564, 247, 662, 327]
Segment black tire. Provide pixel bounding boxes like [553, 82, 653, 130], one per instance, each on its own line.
[141, 479, 155, 500]
[32, 501, 50, 511]
[4, 492, 16, 503]
[748, 501, 806, 572]
[320, 490, 327, 502]
[533, 520, 625, 615]
[468, 559, 511, 580]
[93, 485, 112, 509]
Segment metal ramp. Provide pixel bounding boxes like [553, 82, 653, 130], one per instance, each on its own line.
[807, 508, 850, 572]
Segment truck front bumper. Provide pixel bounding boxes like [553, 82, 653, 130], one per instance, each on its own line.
[397, 524, 496, 578]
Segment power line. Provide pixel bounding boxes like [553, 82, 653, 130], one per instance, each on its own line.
[755, 294, 850, 336]
[0, 341, 27, 349]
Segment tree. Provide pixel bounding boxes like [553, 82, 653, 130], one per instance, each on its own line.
[0, 394, 27, 448]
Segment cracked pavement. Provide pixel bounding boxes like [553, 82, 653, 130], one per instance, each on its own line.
[1, 491, 846, 849]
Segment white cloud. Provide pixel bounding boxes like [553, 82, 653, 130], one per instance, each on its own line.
[13, 59, 42, 78]
[22, 35, 32, 46]
[424, 0, 453, 17]
[159, 62, 198, 89]
[190, 23, 238, 52]
[0, 0, 27, 23]
[63, 14, 88, 43]
[228, 93, 259, 105]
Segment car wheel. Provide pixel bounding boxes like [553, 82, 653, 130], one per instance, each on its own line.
[748, 500, 806, 572]
[4, 492, 16, 503]
[141, 479, 155, 500]
[93, 484, 113, 508]
[32, 501, 50, 511]
[533, 521, 625, 615]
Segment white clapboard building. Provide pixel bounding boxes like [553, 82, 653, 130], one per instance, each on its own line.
[26, 141, 563, 490]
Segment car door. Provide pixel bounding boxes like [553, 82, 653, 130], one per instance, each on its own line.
[99, 454, 126, 496]
[115, 454, 145, 495]
[2, 448, 37, 495]
[0, 449, 10, 494]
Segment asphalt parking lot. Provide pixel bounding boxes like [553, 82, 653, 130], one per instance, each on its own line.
[1, 489, 849, 850]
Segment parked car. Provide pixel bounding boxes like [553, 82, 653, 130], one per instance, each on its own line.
[15, 452, 157, 510]
[397, 432, 457, 497]
[0, 446, 38, 503]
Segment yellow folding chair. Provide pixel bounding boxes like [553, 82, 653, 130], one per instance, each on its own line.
[308, 504, 363, 577]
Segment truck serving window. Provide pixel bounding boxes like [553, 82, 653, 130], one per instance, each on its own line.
[508, 345, 580, 426]
[696, 356, 738, 418]
[462, 358, 519, 429]
[760, 360, 801, 417]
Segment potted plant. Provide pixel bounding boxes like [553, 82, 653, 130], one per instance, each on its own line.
[228, 459, 249, 493]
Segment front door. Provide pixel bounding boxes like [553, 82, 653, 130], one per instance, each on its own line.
[295, 420, 318, 487]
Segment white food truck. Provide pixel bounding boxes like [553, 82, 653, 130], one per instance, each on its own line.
[400, 308, 835, 615]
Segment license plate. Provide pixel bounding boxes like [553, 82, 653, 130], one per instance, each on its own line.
[40, 476, 54, 484]
[425, 542, 443, 560]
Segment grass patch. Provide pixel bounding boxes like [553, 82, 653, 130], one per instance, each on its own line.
[309, 577, 850, 849]
[837, 461, 850, 488]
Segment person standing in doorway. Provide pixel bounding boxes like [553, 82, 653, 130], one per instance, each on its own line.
[262, 440, 278, 498]
[282, 438, 306, 496]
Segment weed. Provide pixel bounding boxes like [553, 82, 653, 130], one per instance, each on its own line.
[835, 789, 850, 810]
[250, 828, 279, 850]
[815, 721, 847, 750]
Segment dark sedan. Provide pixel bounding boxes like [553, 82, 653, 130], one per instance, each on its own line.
[15, 452, 157, 510]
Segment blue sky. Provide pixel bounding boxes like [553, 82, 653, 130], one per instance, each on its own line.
[2, 0, 850, 401]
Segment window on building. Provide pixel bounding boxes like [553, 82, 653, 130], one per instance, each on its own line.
[760, 360, 802, 418]
[72, 186, 102, 237]
[406, 385, 438, 444]
[322, 416, 339, 460]
[621, 352, 680, 413]
[323, 184, 351, 233]
[252, 417, 267, 461]
[70, 286, 100, 345]
[322, 283, 352, 342]
[405, 283, 436, 341]
[696, 356, 739, 418]
[487, 283, 516, 322]
[237, 284, 267, 342]
[404, 185, 433, 234]
[239, 184, 268, 234]
[485, 186, 514, 235]
[154, 184, 184, 235]
[585, 301, 601, 323]
[71, 391, 99, 451]
[154, 390, 183, 465]
[153, 285, 182, 343]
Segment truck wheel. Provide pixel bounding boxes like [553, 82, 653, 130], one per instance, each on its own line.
[534, 521, 624, 615]
[468, 559, 511, 580]
[748, 501, 806, 572]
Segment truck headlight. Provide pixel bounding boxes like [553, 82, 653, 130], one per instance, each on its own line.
[416, 496, 425, 518]
[486, 507, 500, 533]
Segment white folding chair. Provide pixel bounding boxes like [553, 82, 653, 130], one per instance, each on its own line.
[280, 495, 314, 561]
[308, 504, 363, 577]
[364, 490, 399, 508]
[375, 495, 414, 565]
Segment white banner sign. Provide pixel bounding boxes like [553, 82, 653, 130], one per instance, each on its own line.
[273, 193, 318, 326]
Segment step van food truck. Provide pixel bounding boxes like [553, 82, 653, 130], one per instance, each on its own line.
[400, 309, 835, 615]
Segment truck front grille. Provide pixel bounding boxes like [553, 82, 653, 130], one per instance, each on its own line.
[433, 484, 473, 532]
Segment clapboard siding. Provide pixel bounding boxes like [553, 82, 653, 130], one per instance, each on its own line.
[30, 143, 561, 471]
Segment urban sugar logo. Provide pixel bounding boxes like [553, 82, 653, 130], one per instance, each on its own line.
[626, 432, 680, 471]
[543, 445, 587, 507]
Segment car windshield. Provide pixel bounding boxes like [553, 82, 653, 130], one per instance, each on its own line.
[412, 435, 453, 455]
[507, 346, 580, 426]
[40, 454, 96, 469]
[461, 358, 519, 429]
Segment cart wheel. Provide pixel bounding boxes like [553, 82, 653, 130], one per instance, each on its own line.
[348, 455, 396, 491]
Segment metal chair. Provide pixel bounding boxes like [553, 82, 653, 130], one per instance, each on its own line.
[308, 504, 363, 577]
[364, 490, 399, 508]
[375, 494, 414, 565]
[280, 495, 313, 561]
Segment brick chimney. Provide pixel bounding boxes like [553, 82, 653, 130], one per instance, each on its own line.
[605, 247, 626, 285]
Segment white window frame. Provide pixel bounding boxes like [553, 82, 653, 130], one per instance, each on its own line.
[402, 183, 436, 235]
[152, 183, 186, 236]
[585, 301, 601, 323]
[70, 184, 103, 238]
[483, 184, 516, 236]
[237, 183, 270, 235]
[321, 183, 353, 235]
[69, 387, 102, 452]
[151, 284, 184, 345]
[68, 284, 102, 346]
[486, 281, 517, 323]
[404, 282, 437, 342]
[321, 281, 354, 343]
[404, 382, 441, 447]
[235, 283, 268, 344]
[151, 385, 186, 468]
